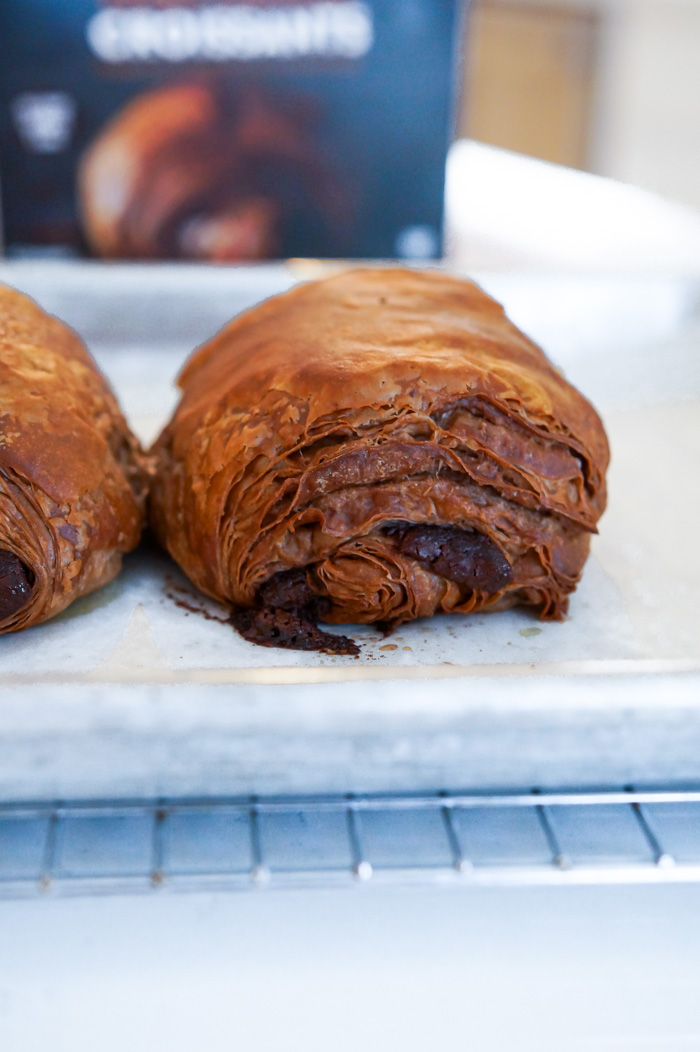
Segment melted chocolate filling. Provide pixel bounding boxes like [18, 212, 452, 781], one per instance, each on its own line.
[394, 524, 512, 592]
[232, 606, 360, 656]
[0, 550, 34, 621]
[233, 525, 511, 655]
[232, 568, 359, 656]
[258, 568, 329, 616]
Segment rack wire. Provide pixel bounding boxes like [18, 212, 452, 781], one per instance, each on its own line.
[2, 789, 700, 898]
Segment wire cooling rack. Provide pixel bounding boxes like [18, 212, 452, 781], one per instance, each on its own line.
[2, 789, 700, 898]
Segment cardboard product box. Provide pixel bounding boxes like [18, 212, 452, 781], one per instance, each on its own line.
[0, 0, 464, 262]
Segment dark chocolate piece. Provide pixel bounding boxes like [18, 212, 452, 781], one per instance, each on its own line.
[0, 550, 34, 621]
[234, 567, 357, 655]
[396, 525, 512, 593]
[258, 568, 322, 614]
[232, 605, 359, 656]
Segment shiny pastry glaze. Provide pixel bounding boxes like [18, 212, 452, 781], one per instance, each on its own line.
[151, 268, 610, 651]
[0, 285, 149, 633]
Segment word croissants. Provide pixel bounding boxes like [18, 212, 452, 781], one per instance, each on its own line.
[0, 285, 148, 633]
[151, 268, 610, 654]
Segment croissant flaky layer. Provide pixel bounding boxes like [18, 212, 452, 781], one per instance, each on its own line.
[0, 285, 148, 633]
[151, 268, 609, 650]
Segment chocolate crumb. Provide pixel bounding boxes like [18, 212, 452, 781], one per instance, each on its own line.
[231, 567, 359, 655]
[165, 590, 229, 624]
[257, 568, 335, 621]
[231, 605, 359, 656]
[374, 619, 399, 638]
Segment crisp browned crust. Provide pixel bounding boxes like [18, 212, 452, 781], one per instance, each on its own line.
[151, 268, 609, 630]
[0, 284, 149, 632]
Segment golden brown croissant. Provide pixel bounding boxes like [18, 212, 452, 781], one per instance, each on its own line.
[0, 285, 148, 632]
[151, 268, 609, 654]
[78, 81, 338, 262]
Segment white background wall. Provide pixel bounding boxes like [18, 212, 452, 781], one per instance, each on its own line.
[492, 0, 700, 212]
[592, 0, 700, 211]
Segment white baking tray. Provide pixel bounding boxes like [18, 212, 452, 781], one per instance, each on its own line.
[0, 262, 698, 800]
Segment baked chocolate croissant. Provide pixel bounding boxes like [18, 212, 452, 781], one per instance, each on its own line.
[79, 81, 339, 262]
[151, 268, 609, 654]
[0, 285, 148, 633]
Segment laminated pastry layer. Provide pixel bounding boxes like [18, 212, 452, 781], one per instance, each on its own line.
[151, 268, 609, 645]
[0, 285, 149, 632]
